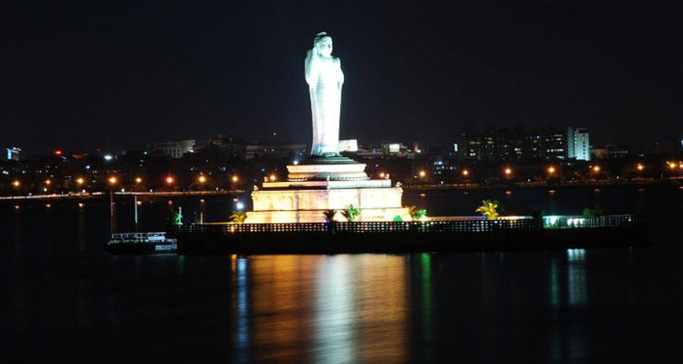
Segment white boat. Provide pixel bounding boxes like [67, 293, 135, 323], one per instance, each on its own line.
[107, 232, 178, 253]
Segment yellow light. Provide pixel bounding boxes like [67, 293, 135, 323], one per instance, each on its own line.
[668, 162, 676, 170]
[547, 166, 556, 174]
[108, 176, 117, 185]
[419, 170, 426, 178]
[269, 174, 277, 182]
[76, 177, 85, 185]
[12, 180, 20, 187]
[135, 177, 142, 184]
[379, 172, 385, 178]
[136, 201, 142, 206]
[45, 179, 51, 185]
[14, 205, 20, 210]
[231, 175, 239, 183]
[46, 204, 51, 208]
[198, 175, 207, 183]
[78, 203, 84, 208]
[592, 165, 601, 173]
[504, 167, 512, 176]
[462, 169, 469, 177]
[637, 163, 644, 171]
[166, 176, 174, 185]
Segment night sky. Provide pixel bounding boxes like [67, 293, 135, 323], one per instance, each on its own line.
[2, 1, 682, 155]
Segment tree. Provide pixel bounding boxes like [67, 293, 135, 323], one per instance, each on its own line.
[230, 210, 247, 223]
[342, 205, 361, 222]
[323, 209, 337, 222]
[476, 199, 500, 220]
[582, 205, 605, 218]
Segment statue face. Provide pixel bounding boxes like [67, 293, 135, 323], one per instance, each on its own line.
[317, 37, 333, 57]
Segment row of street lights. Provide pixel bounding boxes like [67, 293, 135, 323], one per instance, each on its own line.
[412, 162, 673, 180]
[10, 174, 241, 192]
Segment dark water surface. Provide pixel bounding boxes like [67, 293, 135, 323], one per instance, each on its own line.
[1, 186, 682, 363]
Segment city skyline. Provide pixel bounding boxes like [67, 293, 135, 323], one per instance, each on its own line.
[2, 2, 682, 154]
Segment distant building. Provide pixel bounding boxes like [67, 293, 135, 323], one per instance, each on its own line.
[195, 134, 246, 159]
[245, 143, 307, 160]
[339, 139, 358, 152]
[5, 147, 21, 161]
[542, 128, 567, 160]
[153, 140, 196, 159]
[567, 127, 590, 161]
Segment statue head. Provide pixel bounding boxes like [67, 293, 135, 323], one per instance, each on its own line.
[313, 32, 333, 57]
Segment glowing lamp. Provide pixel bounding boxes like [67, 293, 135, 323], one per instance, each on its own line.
[269, 174, 277, 182]
[198, 175, 207, 183]
[637, 164, 644, 172]
[76, 177, 85, 185]
[108, 176, 117, 185]
[135, 177, 142, 184]
[231, 176, 239, 183]
[547, 166, 556, 174]
[165, 176, 174, 185]
[462, 169, 469, 177]
[419, 170, 426, 178]
[504, 167, 512, 176]
[592, 166, 601, 173]
[12, 180, 20, 187]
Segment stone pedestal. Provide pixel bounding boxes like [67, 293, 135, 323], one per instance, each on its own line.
[245, 157, 411, 223]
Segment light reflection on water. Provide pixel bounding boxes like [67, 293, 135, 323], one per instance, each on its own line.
[1, 187, 682, 362]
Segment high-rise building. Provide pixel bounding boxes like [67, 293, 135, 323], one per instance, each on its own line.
[5, 147, 21, 161]
[567, 127, 590, 161]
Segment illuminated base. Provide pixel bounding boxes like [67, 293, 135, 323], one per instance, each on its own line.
[245, 158, 411, 223]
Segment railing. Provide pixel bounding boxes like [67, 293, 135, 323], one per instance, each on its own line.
[173, 214, 644, 236]
[542, 214, 638, 229]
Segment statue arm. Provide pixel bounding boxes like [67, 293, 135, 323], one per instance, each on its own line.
[304, 49, 317, 85]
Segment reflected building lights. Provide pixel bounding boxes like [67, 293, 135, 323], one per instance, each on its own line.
[567, 249, 587, 307]
[314, 256, 355, 363]
[235, 257, 250, 363]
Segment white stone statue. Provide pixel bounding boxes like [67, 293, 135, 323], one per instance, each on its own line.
[305, 32, 344, 157]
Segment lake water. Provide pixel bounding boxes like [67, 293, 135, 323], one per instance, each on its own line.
[1, 186, 682, 362]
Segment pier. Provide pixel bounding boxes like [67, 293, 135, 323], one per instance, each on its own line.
[172, 214, 647, 254]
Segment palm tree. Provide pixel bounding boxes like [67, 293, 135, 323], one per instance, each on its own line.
[476, 199, 499, 220]
[230, 210, 247, 223]
[323, 209, 337, 222]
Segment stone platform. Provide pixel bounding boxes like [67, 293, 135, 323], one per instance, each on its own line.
[245, 157, 412, 223]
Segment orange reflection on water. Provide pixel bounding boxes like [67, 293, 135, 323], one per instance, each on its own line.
[233, 254, 408, 363]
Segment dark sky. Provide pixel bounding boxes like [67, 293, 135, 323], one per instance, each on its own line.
[2, 1, 682, 155]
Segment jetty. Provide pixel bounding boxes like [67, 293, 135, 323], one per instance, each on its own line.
[171, 214, 647, 254]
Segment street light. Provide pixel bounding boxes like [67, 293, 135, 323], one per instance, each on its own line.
[135, 177, 143, 184]
[269, 174, 277, 182]
[76, 177, 85, 186]
[504, 167, 512, 176]
[12, 180, 20, 188]
[547, 166, 556, 175]
[419, 170, 426, 178]
[165, 176, 174, 185]
[108, 176, 117, 234]
[198, 175, 207, 184]
[592, 165, 601, 173]
[231, 175, 239, 183]
[462, 169, 470, 177]
[637, 163, 644, 172]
